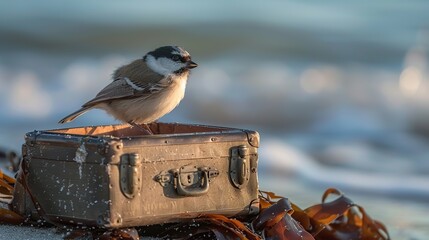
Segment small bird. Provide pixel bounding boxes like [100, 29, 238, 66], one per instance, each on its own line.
[58, 46, 198, 134]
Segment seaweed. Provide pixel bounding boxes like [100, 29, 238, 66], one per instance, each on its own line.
[0, 169, 24, 225]
[152, 189, 389, 240]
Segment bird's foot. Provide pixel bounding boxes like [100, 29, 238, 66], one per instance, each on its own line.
[128, 122, 153, 135]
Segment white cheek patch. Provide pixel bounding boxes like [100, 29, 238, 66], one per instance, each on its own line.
[158, 58, 185, 72]
[146, 55, 186, 75]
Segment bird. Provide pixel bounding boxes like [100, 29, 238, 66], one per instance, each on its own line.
[58, 46, 198, 134]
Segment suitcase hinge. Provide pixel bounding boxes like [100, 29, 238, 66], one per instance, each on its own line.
[119, 153, 142, 199]
[25, 131, 39, 146]
[230, 145, 250, 189]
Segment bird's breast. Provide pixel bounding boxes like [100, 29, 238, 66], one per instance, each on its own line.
[102, 73, 189, 124]
[165, 73, 188, 106]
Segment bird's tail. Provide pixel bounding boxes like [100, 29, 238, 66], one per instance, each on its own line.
[58, 106, 92, 124]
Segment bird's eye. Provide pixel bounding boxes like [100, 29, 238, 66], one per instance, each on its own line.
[172, 55, 180, 61]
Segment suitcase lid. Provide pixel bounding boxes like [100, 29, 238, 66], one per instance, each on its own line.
[24, 122, 259, 164]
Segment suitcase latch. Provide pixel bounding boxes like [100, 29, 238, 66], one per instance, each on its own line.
[230, 145, 250, 189]
[155, 165, 219, 197]
[120, 153, 142, 199]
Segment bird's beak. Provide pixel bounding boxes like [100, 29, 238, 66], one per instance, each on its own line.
[186, 61, 198, 69]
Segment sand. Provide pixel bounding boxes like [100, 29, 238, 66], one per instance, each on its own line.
[0, 225, 63, 239]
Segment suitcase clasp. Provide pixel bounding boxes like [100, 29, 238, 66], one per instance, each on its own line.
[155, 165, 219, 197]
[175, 166, 209, 196]
[120, 153, 142, 199]
[230, 145, 250, 189]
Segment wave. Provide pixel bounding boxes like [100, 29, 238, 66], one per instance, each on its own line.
[260, 138, 429, 200]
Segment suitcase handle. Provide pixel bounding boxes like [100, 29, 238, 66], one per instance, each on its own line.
[174, 167, 210, 196]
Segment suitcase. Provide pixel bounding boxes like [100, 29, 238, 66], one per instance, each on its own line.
[11, 122, 259, 228]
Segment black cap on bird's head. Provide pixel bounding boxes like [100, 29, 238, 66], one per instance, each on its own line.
[149, 46, 188, 59]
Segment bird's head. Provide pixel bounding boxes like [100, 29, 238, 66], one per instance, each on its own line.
[144, 46, 198, 76]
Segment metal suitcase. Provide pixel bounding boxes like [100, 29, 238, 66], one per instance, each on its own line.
[12, 122, 259, 228]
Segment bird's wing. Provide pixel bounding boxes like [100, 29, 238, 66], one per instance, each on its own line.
[82, 59, 168, 107]
[82, 77, 168, 107]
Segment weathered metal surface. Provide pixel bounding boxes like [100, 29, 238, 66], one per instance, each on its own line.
[13, 122, 260, 228]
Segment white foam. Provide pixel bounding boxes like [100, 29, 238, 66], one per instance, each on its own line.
[260, 138, 429, 199]
[7, 71, 52, 118]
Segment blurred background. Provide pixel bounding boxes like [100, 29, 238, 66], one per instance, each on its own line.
[1, 1, 429, 238]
